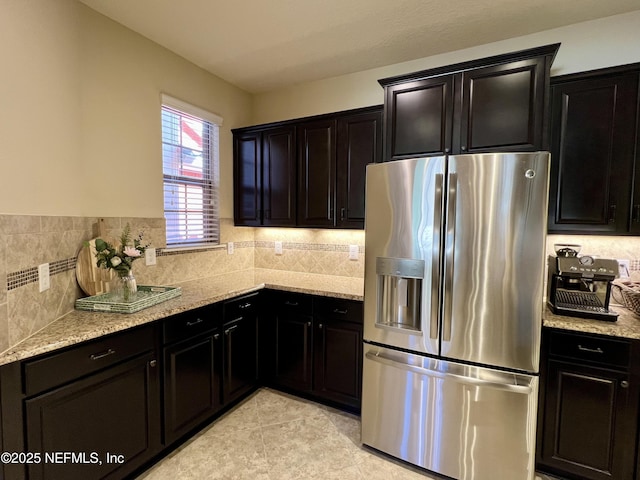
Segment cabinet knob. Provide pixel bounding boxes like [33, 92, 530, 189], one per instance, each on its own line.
[214, 333, 220, 340]
[307, 321, 311, 327]
[149, 360, 157, 368]
[461, 146, 467, 151]
[445, 148, 450, 154]
[621, 380, 629, 388]
[340, 208, 346, 221]
[319, 323, 323, 329]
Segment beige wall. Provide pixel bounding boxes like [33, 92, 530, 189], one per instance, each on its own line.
[78, 5, 252, 219]
[0, 0, 83, 215]
[251, 10, 640, 124]
[0, 0, 252, 219]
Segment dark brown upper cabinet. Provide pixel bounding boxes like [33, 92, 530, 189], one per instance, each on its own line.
[233, 126, 296, 227]
[297, 119, 337, 228]
[233, 105, 382, 229]
[379, 43, 560, 161]
[548, 65, 640, 234]
[336, 109, 382, 228]
[383, 75, 454, 159]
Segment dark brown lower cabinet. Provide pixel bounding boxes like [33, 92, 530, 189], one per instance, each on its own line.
[313, 318, 362, 409]
[268, 291, 363, 410]
[163, 329, 222, 445]
[537, 329, 640, 480]
[25, 351, 161, 480]
[222, 293, 259, 404]
[274, 307, 314, 392]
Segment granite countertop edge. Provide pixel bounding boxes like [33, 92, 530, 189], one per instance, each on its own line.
[0, 269, 364, 367]
[4, 268, 640, 367]
[542, 304, 640, 340]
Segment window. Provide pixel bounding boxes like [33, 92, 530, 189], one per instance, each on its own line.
[161, 94, 222, 247]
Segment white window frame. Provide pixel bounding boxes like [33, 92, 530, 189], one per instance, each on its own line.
[161, 93, 222, 249]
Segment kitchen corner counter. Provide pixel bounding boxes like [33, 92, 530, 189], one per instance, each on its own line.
[0, 269, 364, 367]
[543, 304, 640, 340]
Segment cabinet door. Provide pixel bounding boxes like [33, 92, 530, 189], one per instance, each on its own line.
[163, 330, 222, 445]
[313, 319, 362, 409]
[384, 76, 454, 160]
[25, 352, 161, 480]
[539, 359, 635, 480]
[262, 126, 297, 227]
[548, 73, 638, 234]
[274, 313, 313, 392]
[297, 119, 337, 227]
[336, 109, 382, 228]
[233, 131, 262, 226]
[222, 315, 257, 404]
[458, 57, 546, 153]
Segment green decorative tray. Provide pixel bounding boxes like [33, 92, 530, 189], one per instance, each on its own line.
[75, 285, 182, 314]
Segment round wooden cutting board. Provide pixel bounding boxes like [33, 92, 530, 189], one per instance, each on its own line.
[76, 238, 116, 296]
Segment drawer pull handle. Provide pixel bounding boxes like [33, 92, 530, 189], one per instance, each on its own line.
[333, 308, 348, 315]
[186, 318, 204, 327]
[90, 348, 116, 361]
[239, 303, 252, 309]
[285, 301, 299, 306]
[225, 324, 239, 335]
[578, 345, 604, 354]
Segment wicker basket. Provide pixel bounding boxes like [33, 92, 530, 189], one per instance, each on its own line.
[612, 281, 640, 316]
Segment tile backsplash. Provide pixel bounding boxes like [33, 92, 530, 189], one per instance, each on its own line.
[4, 213, 639, 358]
[0, 216, 365, 355]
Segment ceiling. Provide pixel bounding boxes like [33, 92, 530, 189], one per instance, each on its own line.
[79, 0, 640, 94]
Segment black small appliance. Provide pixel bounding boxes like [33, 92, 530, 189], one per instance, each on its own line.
[547, 254, 619, 321]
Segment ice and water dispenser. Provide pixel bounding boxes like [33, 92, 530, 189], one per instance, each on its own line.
[376, 257, 424, 333]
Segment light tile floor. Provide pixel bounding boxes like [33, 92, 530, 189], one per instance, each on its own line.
[137, 388, 560, 480]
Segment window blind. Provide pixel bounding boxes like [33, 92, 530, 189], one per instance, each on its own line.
[161, 96, 221, 248]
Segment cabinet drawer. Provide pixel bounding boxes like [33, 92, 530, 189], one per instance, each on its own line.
[272, 290, 313, 315]
[224, 292, 259, 322]
[548, 330, 631, 369]
[315, 297, 363, 324]
[164, 304, 221, 344]
[24, 325, 156, 396]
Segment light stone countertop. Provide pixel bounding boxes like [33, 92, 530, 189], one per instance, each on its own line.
[4, 266, 640, 368]
[543, 303, 640, 339]
[0, 268, 364, 367]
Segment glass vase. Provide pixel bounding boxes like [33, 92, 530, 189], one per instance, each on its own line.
[111, 269, 137, 302]
[120, 269, 138, 302]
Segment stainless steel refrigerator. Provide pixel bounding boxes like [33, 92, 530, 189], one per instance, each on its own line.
[361, 152, 550, 480]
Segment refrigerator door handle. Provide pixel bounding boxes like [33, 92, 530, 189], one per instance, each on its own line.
[430, 173, 444, 339]
[365, 351, 533, 395]
[443, 172, 457, 342]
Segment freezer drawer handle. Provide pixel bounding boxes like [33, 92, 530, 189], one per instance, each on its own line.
[577, 345, 604, 354]
[365, 351, 532, 394]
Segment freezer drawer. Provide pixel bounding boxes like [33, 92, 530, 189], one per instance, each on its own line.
[361, 345, 538, 480]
